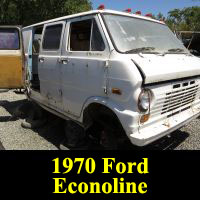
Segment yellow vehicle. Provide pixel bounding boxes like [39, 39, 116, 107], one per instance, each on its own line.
[0, 26, 24, 89]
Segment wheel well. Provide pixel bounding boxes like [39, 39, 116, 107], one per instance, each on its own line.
[83, 103, 124, 134]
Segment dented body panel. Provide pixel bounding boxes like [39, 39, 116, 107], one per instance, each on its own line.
[129, 54, 200, 84]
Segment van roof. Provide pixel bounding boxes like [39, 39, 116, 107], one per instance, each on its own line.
[0, 25, 22, 29]
[22, 9, 165, 30]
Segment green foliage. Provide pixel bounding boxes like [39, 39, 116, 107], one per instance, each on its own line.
[0, 0, 92, 26]
[166, 6, 200, 31]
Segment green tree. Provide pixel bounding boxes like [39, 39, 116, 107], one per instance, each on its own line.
[0, 0, 92, 26]
[166, 6, 200, 31]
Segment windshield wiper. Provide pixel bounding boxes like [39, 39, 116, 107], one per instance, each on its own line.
[165, 48, 190, 55]
[125, 47, 156, 54]
[167, 48, 185, 53]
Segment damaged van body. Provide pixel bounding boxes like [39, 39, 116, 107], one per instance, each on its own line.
[19, 9, 200, 147]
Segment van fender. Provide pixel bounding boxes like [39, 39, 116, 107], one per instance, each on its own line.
[81, 96, 123, 118]
[80, 96, 137, 136]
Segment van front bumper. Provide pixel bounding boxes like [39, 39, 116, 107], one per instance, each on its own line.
[128, 107, 200, 147]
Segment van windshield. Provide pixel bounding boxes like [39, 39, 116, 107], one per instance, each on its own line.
[0, 28, 19, 50]
[103, 14, 189, 54]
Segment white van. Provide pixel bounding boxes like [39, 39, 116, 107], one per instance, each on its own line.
[20, 9, 200, 147]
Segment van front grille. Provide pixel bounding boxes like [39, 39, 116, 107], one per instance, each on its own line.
[150, 79, 200, 118]
[161, 84, 198, 115]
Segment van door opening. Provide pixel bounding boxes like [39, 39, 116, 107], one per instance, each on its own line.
[0, 26, 24, 89]
[31, 26, 44, 91]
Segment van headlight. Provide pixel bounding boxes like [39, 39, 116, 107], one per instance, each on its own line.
[138, 89, 151, 112]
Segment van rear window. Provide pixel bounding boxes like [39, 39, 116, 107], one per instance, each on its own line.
[0, 28, 20, 50]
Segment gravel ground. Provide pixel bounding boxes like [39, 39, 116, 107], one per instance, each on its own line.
[0, 90, 61, 150]
[0, 90, 199, 150]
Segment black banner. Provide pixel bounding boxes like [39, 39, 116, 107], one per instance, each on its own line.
[0, 151, 199, 199]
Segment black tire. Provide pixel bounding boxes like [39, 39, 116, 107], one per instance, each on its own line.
[64, 121, 86, 148]
[21, 102, 47, 129]
[13, 101, 33, 118]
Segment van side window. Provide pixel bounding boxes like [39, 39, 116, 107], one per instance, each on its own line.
[42, 24, 63, 50]
[91, 20, 105, 51]
[70, 19, 92, 51]
[69, 19, 105, 51]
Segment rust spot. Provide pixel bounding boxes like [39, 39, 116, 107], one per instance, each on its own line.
[112, 88, 122, 95]
[163, 122, 170, 128]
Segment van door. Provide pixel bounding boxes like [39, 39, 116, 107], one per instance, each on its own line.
[60, 15, 109, 117]
[38, 21, 65, 110]
[22, 27, 33, 83]
[0, 26, 24, 89]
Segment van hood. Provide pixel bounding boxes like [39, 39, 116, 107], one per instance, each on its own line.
[129, 54, 200, 84]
